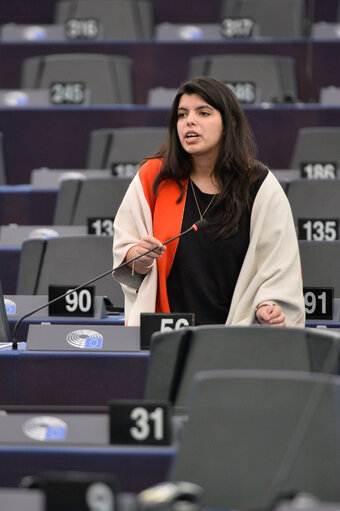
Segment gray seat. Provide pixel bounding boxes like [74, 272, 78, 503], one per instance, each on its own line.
[53, 177, 131, 225]
[16, 236, 123, 307]
[144, 326, 340, 408]
[170, 369, 340, 509]
[220, 0, 305, 38]
[286, 180, 340, 237]
[299, 240, 340, 297]
[189, 54, 298, 103]
[21, 53, 134, 105]
[86, 127, 167, 176]
[290, 128, 340, 171]
[54, 0, 153, 39]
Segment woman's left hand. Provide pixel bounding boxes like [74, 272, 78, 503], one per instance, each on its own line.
[256, 304, 286, 327]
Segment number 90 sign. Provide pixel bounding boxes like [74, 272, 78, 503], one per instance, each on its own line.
[48, 285, 95, 317]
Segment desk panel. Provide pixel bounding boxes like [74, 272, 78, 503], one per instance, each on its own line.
[0, 186, 56, 223]
[0, 444, 174, 490]
[0, 353, 16, 404]
[0, 247, 21, 294]
[0, 350, 149, 406]
[0, 106, 339, 185]
[0, 0, 337, 26]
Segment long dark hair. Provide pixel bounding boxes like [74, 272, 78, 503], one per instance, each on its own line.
[152, 76, 264, 240]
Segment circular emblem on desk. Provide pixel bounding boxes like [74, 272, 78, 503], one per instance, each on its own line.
[66, 329, 103, 349]
[23, 416, 68, 442]
[4, 298, 16, 315]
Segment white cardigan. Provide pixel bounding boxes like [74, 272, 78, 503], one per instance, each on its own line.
[113, 167, 305, 327]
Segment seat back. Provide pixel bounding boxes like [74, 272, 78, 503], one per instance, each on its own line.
[144, 326, 340, 407]
[86, 127, 167, 176]
[21, 53, 134, 104]
[221, 0, 305, 38]
[286, 179, 340, 237]
[170, 369, 340, 509]
[299, 240, 340, 297]
[189, 54, 298, 103]
[290, 127, 340, 170]
[53, 177, 131, 225]
[54, 0, 153, 39]
[17, 236, 123, 307]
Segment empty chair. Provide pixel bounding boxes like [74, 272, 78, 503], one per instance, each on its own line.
[16, 236, 123, 307]
[286, 180, 340, 238]
[170, 369, 340, 509]
[144, 326, 340, 407]
[53, 177, 131, 225]
[54, 0, 153, 39]
[290, 127, 340, 172]
[21, 53, 134, 105]
[188, 54, 298, 103]
[221, 0, 305, 38]
[86, 127, 168, 177]
[299, 240, 340, 297]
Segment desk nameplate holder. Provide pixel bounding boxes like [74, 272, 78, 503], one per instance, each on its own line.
[26, 324, 140, 352]
[0, 409, 174, 446]
[0, 488, 44, 511]
[0, 225, 88, 247]
[5, 295, 107, 320]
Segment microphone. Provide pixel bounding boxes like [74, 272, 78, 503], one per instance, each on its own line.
[11, 219, 208, 350]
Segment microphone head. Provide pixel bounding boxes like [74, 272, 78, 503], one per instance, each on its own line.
[193, 218, 208, 231]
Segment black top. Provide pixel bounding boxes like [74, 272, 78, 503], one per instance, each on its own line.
[167, 170, 268, 325]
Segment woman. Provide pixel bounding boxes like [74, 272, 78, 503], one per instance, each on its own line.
[113, 77, 305, 327]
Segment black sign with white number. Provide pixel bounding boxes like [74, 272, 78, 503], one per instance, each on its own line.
[298, 218, 339, 241]
[87, 217, 115, 236]
[221, 17, 254, 38]
[225, 81, 256, 104]
[111, 162, 140, 177]
[65, 18, 99, 39]
[140, 312, 195, 350]
[50, 82, 85, 104]
[44, 471, 117, 511]
[300, 162, 337, 179]
[48, 285, 95, 317]
[304, 287, 333, 320]
[109, 400, 170, 445]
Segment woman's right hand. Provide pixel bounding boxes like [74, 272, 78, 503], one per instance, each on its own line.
[127, 236, 166, 274]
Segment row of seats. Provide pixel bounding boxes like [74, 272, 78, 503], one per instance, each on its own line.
[0, 325, 339, 507]
[1, 0, 339, 41]
[1, 125, 339, 186]
[7, 236, 340, 313]
[0, 51, 338, 106]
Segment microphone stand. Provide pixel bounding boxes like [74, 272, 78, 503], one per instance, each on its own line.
[11, 220, 207, 350]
